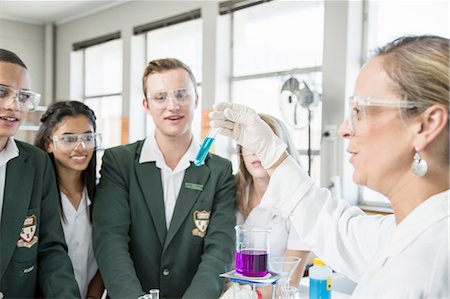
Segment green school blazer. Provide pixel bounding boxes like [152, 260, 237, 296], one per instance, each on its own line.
[0, 140, 80, 298]
[93, 140, 236, 299]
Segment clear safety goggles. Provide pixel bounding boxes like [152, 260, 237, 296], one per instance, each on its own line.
[146, 87, 195, 109]
[345, 96, 423, 133]
[50, 132, 102, 152]
[0, 84, 41, 111]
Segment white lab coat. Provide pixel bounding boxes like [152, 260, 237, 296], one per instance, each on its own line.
[260, 156, 449, 298]
[236, 185, 310, 258]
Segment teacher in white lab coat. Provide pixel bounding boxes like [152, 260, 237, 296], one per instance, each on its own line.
[210, 35, 449, 298]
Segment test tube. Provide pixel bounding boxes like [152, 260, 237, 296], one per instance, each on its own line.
[148, 289, 160, 299]
[194, 127, 220, 167]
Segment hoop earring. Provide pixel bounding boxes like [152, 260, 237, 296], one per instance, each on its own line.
[411, 151, 428, 176]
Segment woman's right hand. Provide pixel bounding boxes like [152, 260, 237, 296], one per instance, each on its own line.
[209, 102, 287, 169]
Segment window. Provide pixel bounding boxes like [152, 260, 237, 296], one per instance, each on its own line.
[364, 0, 449, 60]
[229, 0, 324, 183]
[359, 0, 449, 206]
[142, 12, 203, 139]
[71, 37, 123, 151]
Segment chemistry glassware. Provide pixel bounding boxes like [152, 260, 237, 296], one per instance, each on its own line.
[235, 225, 271, 277]
[137, 289, 159, 299]
[194, 127, 220, 166]
[270, 256, 302, 299]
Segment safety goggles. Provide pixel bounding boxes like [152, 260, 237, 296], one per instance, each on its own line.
[0, 84, 41, 111]
[345, 96, 423, 133]
[50, 132, 101, 152]
[146, 87, 195, 109]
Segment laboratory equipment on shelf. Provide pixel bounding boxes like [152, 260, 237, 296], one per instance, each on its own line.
[194, 127, 220, 166]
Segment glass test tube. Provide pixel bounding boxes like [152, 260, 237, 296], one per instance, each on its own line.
[148, 289, 160, 299]
[194, 127, 220, 166]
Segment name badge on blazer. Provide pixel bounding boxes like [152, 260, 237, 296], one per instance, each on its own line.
[17, 215, 38, 248]
[185, 182, 203, 191]
[192, 210, 210, 238]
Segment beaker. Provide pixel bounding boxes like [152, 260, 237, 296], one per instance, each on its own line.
[235, 225, 271, 277]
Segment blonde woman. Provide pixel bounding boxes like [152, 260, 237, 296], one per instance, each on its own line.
[212, 35, 449, 297]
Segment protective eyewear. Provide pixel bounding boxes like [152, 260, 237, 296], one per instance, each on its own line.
[146, 87, 195, 109]
[0, 84, 41, 111]
[50, 133, 101, 152]
[346, 96, 423, 133]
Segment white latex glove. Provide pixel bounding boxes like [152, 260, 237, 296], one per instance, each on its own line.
[209, 102, 287, 169]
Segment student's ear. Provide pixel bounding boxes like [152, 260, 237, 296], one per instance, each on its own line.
[194, 94, 199, 109]
[142, 98, 149, 110]
[413, 104, 448, 151]
[45, 140, 54, 154]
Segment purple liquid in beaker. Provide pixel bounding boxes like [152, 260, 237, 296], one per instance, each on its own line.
[235, 249, 268, 277]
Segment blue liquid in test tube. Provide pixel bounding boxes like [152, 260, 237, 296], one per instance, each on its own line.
[194, 127, 220, 166]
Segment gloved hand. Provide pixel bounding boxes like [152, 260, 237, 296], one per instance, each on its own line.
[209, 102, 287, 169]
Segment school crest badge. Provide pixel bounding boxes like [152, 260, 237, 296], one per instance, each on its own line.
[17, 215, 38, 248]
[192, 210, 210, 238]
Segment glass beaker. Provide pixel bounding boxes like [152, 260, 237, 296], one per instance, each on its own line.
[235, 225, 271, 277]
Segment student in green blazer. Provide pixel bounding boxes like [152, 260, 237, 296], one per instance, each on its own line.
[93, 58, 236, 299]
[0, 49, 80, 298]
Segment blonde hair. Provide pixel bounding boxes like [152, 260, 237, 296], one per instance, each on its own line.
[235, 114, 301, 217]
[142, 58, 197, 96]
[375, 35, 449, 164]
[375, 35, 449, 114]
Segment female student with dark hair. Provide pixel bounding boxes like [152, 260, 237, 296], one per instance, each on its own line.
[35, 100, 103, 299]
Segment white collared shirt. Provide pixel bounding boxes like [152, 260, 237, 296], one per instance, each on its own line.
[0, 137, 19, 225]
[139, 131, 200, 229]
[60, 188, 98, 298]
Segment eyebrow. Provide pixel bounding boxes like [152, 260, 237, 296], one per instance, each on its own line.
[60, 131, 94, 135]
[0, 83, 30, 91]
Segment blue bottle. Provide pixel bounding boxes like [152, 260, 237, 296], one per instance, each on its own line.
[309, 258, 332, 299]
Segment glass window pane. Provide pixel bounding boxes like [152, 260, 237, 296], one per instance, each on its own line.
[85, 39, 123, 96]
[233, 1, 324, 76]
[366, 1, 449, 58]
[84, 95, 122, 149]
[146, 19, 203, 82]
[232, 75, 322, 151]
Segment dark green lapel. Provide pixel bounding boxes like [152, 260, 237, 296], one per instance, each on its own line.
[135, 160, 167, 246]
[164, 164, 210, 249]
[0, 148, 34, 279]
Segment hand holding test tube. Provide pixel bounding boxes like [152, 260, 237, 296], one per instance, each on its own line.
[194, 127, 221, 166]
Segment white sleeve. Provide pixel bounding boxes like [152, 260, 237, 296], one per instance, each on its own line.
[286, 220, 311, 251]
[260, 156, 393, 282]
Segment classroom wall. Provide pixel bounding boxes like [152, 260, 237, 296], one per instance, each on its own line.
[0, 18, 46, 101]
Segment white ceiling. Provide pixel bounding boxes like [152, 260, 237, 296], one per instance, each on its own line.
[0, 0, 131, 25]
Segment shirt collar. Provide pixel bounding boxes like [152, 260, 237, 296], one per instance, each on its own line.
[386, 190, 449, 257]
[139, 130, 200, 171]
[0, 137, 19, 167]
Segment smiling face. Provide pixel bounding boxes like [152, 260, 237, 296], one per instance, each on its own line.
[339, 56, 415, 193]
[46, 115, 95, 174]
[142, 68, 198, 141]
[0, 61, 30, 146]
